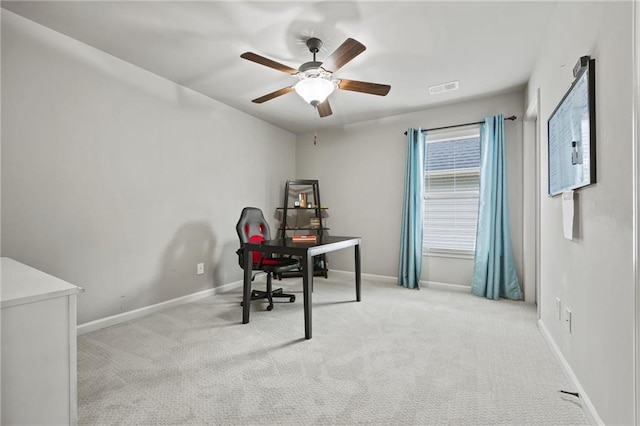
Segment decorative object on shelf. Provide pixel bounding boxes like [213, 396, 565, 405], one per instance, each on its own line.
[298, 193, 307, 208]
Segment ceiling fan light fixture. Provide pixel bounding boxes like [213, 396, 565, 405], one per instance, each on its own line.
[294, 77, 335, 106]
[241, 37, 390, 118]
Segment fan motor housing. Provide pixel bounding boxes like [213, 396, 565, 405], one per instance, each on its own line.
[306, 37, 323, 53]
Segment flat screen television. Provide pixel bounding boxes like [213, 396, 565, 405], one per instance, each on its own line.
[547, 58, 596, 196]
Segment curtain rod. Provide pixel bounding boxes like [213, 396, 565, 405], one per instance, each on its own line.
[403, 115, 517, 135]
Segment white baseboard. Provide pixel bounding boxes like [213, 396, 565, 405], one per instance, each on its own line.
[537, 319, 604, 425]
[77, 280, 244, 335]
[423, 280, 470, 292]
[329, 269, 396, 283]
[330, 270, 470, 292]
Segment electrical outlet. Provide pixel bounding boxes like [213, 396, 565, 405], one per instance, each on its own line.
[556, 298, 562, 320]
[197, 263, 204, 275]
[565, 307, 572, 333]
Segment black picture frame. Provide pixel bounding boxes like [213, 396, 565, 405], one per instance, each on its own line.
[547, 58, 596, 196]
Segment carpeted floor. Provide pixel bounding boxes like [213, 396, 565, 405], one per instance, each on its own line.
[78, 274, 589, 425]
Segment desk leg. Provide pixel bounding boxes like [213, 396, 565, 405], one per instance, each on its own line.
[242, 247, 253, 324]
[355, 243, 361, 302]
[303, 253, 313, 339]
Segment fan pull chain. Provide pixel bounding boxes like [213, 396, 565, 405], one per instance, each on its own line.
[313, 106, 318, 145]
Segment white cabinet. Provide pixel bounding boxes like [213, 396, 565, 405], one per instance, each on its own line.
[1, 257, 83, 425]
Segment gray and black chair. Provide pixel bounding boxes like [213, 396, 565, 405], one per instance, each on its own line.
[236, 207, 299, 311]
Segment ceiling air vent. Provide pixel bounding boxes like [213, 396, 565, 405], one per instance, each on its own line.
[429, 80, 459, 95]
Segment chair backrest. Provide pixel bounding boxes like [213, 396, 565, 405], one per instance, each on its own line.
[236, 207, 272, 265]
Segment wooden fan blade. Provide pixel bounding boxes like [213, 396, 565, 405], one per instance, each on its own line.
[252, 86, 295, 104]
[241, 52, 298, 75]
[317, 100, 332, 118]
[320, 38, 366, 73]
[338, 79, 391, 96]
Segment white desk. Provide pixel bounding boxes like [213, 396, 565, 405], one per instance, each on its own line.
[1, 257, 83, 425]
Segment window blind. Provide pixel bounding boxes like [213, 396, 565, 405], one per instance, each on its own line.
[424, 132, 480, 253]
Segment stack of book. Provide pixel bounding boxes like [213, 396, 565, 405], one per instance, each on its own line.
[292, 234, 317, 243]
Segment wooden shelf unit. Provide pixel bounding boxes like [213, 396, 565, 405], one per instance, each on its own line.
[279, 179, 328, 277]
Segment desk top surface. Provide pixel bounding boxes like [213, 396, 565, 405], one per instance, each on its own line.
[255, 235, 358, 245]
[244, 235, 361, 256]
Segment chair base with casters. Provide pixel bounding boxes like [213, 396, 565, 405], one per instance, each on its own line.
[236, 207, 300, 311]
[241, 267, 297, 311]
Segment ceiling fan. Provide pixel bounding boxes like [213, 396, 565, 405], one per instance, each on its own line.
[240, 37, 391, 118]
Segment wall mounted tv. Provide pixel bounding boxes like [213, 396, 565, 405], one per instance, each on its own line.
[547, 58, 596, 196]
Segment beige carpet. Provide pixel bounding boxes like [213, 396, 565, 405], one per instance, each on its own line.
[78, 274, 588, 425]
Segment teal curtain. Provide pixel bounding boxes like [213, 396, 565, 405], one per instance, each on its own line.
[471, 115, 522, 300]
[398, 128, 425, 289]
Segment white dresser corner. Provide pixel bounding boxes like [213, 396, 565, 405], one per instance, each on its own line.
[1, 257, 83, 425]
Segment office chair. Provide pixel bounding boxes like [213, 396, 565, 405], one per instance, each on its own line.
[236, 207, 299, 311]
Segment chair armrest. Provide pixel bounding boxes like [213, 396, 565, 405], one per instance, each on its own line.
[237, 246, 266, 269]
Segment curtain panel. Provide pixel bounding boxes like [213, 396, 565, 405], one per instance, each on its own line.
[398, 128, 425, 289]
[471, 115, 522, 300]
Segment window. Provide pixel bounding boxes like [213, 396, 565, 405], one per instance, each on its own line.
[424, 126, 480, 254]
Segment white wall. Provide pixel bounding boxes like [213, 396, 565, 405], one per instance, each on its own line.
[1, 11, 296, 325]
[527, 2, 634, 424]
[296, 90, 524, 291]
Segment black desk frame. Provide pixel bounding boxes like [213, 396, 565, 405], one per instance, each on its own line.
[242, 236, 361, 339]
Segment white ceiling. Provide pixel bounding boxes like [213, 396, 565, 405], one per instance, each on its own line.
[2, 1, 558, 134]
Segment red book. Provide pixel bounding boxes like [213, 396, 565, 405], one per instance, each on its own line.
[292, 235, 317, 243]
